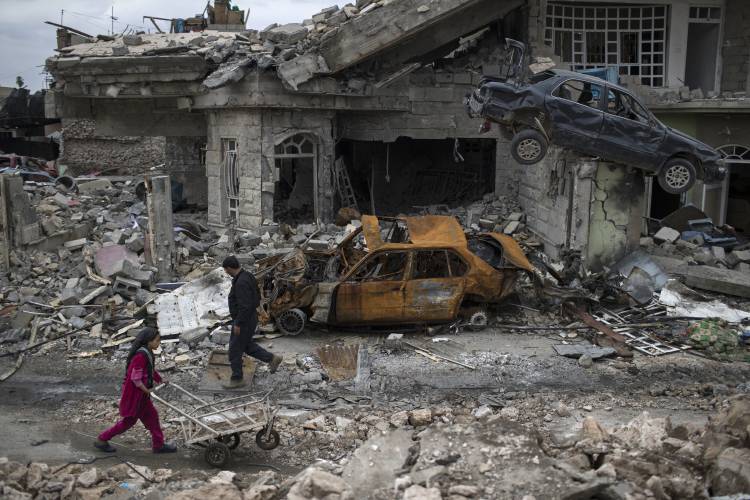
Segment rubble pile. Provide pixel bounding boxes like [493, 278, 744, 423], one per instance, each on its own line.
[7, 395, 750, 499]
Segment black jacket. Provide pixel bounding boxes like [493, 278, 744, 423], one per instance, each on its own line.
[228, 269, 259, 328]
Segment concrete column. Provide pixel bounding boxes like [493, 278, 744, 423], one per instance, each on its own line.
[146, 175, 175, 281]
[667, 3, 690, 87]
[0, 176, 11, 271]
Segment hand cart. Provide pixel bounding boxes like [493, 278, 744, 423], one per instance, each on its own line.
[151, 382, 280, 468]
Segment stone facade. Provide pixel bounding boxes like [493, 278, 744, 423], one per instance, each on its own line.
[517, 147, 644, 270]
[721, 0, 750, 93]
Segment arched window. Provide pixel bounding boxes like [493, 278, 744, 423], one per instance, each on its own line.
[718, 144, 750, 163]
[273, 133, 319, 223]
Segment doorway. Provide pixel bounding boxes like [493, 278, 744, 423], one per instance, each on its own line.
[273, 133, 318, 224]
[684, 7, 721, 94]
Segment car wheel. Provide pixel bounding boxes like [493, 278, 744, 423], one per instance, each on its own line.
[276, 308, 307, 336]
[511, 129, 548, 165]
[658, 158, 696, 194]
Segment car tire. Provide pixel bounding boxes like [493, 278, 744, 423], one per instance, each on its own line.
[276, 308, 307, 336]
[511, 129, 548, 165]
[658, 158, 697, 194]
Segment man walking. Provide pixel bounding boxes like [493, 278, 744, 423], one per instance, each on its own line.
[222, 256, 282, 389]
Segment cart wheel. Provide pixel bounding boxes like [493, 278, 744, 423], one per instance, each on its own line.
[205, 442, 231, 468]
[218, 433, 241, 450]
[255, 428, 280, 450]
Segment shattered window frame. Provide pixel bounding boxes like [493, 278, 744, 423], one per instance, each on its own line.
[552, 79, 605, 111]
[349, 250, 409, 282]
[605, 87, 652, 125]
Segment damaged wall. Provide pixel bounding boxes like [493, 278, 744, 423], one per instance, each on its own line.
[206, 109, 335, 229]
[721, 0, 750, 93]
[60, 119, 166, 174]
[518, 147, 644, 270]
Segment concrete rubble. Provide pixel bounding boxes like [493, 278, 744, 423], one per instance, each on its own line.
[5, 395, 750, 498]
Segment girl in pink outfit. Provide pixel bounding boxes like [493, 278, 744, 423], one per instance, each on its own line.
[95, 328, 176, 454]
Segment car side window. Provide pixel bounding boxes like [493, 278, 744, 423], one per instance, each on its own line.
[351, 251, 408, 282]
[447, 251, 468, 277]
[606, 89, 650, 124]
[412, 250, 451, 279]
[552, 79, 603, 110]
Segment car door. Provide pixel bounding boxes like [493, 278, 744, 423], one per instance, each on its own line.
[545, 78, 605, 156]
[599, 87, 667, 170]
[401, 249, 466, 323]
[333, 250, 409, 325]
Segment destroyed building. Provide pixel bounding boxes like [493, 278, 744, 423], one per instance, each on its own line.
[44, 0, 750, 270]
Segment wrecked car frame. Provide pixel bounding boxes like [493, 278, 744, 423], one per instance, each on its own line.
[465, 41, 726, 195]
[254, 215, 534, 335]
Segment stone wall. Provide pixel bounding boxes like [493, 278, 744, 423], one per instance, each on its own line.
[517, 147, 644, 270]
[205, 109, 335, 229]
[60, 119, 166, 174]
[721, 0, 750, 93]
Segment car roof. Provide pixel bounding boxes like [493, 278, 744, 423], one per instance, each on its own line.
[545, 69, 632, 94]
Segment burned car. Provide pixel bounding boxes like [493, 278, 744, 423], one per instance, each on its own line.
[254, 215, 535, 335]
[465, 40, 726, 194]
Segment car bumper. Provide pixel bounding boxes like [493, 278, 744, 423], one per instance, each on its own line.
[464, 90, 514, 124]
[704, 158, 727, 182]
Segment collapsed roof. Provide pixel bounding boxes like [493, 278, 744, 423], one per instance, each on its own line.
[46, 0, 523, 95]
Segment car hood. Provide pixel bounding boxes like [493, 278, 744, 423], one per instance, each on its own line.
[666, 127, 720, 158]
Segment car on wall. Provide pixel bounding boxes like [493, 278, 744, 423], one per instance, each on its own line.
[464, 40, 726, 194]
[253, 215, 535, 335]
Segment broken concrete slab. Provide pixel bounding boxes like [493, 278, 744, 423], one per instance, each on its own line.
[553, 344, 616, 360]
[77, 179, 113, 194]
[263, 23, 308, 44]
[341, 429, 412, 496]
[653, 226, 681, 243]
[651, 256, 750, 298]
[94, 245, 140, 278]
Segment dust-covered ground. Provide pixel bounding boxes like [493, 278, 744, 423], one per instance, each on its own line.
[2, 323, 750, 499]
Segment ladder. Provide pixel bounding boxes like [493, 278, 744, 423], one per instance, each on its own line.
[334, 158, 359, 210]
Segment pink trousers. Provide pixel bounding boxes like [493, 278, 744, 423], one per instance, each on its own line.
[98, 399, 164, 450]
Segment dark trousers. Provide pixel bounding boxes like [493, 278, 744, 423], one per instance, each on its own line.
[229, 322, 273, 380]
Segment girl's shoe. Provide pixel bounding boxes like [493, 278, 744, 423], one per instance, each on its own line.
[153, 443, 177, 453]
[94, 440, 116, 453]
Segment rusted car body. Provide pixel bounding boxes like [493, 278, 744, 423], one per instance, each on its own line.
[254, 215, 534, 334]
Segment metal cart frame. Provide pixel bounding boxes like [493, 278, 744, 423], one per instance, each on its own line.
[151, 382, 279, 467]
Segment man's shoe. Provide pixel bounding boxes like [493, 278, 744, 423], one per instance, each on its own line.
[221, 378, 248, 389]
[153, 443, 177, 454]
[94, 440, 116, 453]
[268, 354, 283, 374]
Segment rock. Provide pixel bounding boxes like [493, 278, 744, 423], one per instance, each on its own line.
[288, 467, 354, 500]
[614, 412, 670, 451]
[390, 410, 409, 427]
[500, 406, 519, 420]
[472, 405, 493, 419]
[77, 179, 113, 193]
[711, 245, 726, 263]
[403, 485, 441, 500]
[416, 5, 431, 13]
[77, 468, 98, 488]
[449, 484, 480, 497]
[243, 484, 277, 500]
[303, 415, 328, 430]
[170, 483, 243, 500]
[335, 416, 353, 431]
[209, 470, 236, 484]
[580, 417, 609, 442]
[578, 354, 593, 368]
[556, 402, 572, 417]
[596, 463, 616, 479]
[94, 245, 139, 278]
[654, 226, 681, 243]
[264, 23, 308, 44]
[342, 429, 412, 496]
[409, 408, 433, 426]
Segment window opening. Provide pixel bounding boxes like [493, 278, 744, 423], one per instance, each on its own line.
[352, 252, 408, 281]
[221, 138, 239, 222]
[545, 2, 668, 86]
[553, 79, 604, 109]
[412, 251, 451, 279]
